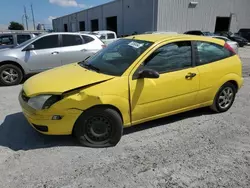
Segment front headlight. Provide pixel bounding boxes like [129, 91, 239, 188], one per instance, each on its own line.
[27, 95, 61, 110]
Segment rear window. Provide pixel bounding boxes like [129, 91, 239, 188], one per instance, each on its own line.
[62, 34, 82, 47]
[196, 41, 233, 65]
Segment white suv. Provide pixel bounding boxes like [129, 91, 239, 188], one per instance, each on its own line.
[0, 32, 105, 86]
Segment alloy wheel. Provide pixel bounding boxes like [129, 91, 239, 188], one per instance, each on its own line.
[0, 68, 19, 84]
[218, 87, 234, 109]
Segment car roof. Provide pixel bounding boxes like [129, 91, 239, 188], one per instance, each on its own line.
[125, 34, 225, 45]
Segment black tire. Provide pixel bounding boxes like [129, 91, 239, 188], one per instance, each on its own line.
[73, 106, 123, 148]
[210, 82, 237, 113]
[0, 64, 23, 86]
[239, 43, 244, 47]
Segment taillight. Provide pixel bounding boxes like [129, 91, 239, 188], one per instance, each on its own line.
[224, 42, 236, 54]
[101, 44, 106, 48]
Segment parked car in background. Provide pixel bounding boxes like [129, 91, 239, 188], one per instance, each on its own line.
[211, 36, 239, 54]
[0, 32, 105, 86]
[216, 31, 248, 47]
[237, 28, 250, 42]
[93, 30, 118, 45]
[144, 31, 178, 34]
[184, 30, 214, 36]
[19, 34, 243, 147]
[0, 33, 37, 49]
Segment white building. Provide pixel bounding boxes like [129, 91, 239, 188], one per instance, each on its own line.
[52, 0, 250, 36]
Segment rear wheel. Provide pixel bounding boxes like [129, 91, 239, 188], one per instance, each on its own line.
[0, 64, 23, 86]
[74, 107, 123, 148]
[210, 82, 237, 113]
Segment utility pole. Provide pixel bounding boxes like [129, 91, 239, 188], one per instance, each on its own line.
[31, 3, 36, 30]
[24, 6, 28, 30]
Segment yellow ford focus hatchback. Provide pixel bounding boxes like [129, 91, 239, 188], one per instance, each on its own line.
[19, 34, 243, 147]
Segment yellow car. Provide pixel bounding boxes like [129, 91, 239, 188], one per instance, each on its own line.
[19, 34, 243, 147]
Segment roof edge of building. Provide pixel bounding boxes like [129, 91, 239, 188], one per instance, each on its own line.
[53, 0, 118, 21]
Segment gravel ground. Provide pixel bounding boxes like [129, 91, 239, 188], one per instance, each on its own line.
[0, 47, 250, 188]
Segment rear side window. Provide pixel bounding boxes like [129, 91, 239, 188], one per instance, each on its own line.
[196, 41, 233, 65]
[0, 35, 14, 45]
[32, 35, 59, 50]
[62, 35, 82, 47]
[81, 35, 94, 43]
[107, 33, 115, 39]
[17, 35, 31, 44]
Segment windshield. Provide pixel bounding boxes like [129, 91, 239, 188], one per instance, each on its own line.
[79, 39, 153, 76]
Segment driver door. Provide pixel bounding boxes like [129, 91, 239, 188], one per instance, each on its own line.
[21, 34, 62, 72]
[129, 41, 200, 124]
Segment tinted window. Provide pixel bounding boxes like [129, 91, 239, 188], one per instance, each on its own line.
[196, 41, 232, 65]
[185, 31, 203, 35]
[107, 33, 115, 39]
[100, 35, 106, 39]
[144, 41, 192, 73]
[32, 35, 59, 50]
[62, 34, 82, 47]
[0, 35, 14, 45]
[81, 35, 94, 43]
[17, 35, 31, 44]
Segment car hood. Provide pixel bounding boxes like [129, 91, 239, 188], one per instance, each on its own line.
[23, 63, 115, 97]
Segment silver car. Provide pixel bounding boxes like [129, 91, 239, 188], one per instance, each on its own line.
[212, 36, 239, 54]
[0, 32, 105, 86]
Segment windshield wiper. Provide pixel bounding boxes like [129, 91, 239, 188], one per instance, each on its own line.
[81, 63, 100, 73]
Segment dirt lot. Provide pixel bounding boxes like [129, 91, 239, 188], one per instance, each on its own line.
[0, 47, 250, 188]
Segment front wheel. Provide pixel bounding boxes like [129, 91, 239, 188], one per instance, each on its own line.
[0, 64, 23, 86]
[74, 107, 123, 148]
[210, 82, 237, 113]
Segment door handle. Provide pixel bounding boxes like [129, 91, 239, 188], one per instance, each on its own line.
[80, 49, 87, 52]
[51, 51, 59, 55]
[185, 72, 197, 79]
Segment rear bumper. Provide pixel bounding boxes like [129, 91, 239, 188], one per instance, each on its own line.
[18, 93, 82, 135]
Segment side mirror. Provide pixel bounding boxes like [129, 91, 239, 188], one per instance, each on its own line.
[23, 44, 35, 51]
[137, 69, 160, 79]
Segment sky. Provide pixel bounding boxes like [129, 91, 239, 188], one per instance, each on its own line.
[0, 0, 113, 30]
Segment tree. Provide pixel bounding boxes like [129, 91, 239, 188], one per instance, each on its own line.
[8, 22, 24, 30]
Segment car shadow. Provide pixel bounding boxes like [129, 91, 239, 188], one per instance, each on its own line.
[0, 112, 78, 151]
[123, 107, 213, 135]
[0, 108, 213, 151]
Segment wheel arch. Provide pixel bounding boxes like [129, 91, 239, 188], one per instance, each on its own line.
[83, 104, 124, 123]
[72, 104, 124, 135]
[0, 61, 25, 75]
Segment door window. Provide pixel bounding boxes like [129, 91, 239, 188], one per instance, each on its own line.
[62, 34, 82, 47]
[144, 41, 192, 73]
[32, 35, 59, 50]
[196, 41, 232, 65]
[17, 35, 31, 44]
[0, 35, 14, 45]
